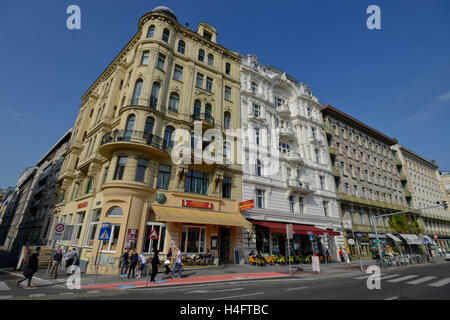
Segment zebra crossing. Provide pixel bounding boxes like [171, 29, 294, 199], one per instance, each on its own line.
[354, 273, 450, 287]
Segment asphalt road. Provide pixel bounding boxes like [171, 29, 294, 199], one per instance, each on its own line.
[1, 261, 449, 300]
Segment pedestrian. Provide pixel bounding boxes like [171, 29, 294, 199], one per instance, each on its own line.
[49, 249, 63, 279]
[136, 252, 147, 278]
[128, 250, 138, 279]
[172, 247, 182, 279]
[150, 249, 161, 282]
[164, 247, 173, 274]
[325, 249, 331, 263]
[120, 249, 130, 276]
[338, 247, 344, 263]
[343, 248, 350, 266]
[17, 247, 40, 288]
[438, 247, 443, 256]
[202, 248, 212, 265]
[65, 248, 78, 274]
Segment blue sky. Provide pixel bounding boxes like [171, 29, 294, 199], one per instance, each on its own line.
[0, 0, 449, 188]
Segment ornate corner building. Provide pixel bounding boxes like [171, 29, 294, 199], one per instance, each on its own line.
[54, 7, 249, 274]
[239, 55, 343, 261]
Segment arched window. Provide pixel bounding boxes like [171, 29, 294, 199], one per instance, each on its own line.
[224, 112, 231, 129]
[131, 79, 143, 105]
[107, 206, 123, 217]
[256, 160, 262, 176]
[124, 114, 135, 141]
[207, 54, 214, 67]
[147, 25, 155, 38]
[177, 40, 185, 54]
[164, 126, 175, 148]
[198, 49, 205, 62]
[205, 104, 212, 121]
[194, 100, 201, 118]
[144, 117, 155, 134]
[162, 28, 170, 42]
[168, 93, 180, 112]
[150, 82, 160, 109]
[225, 63, 231, 75]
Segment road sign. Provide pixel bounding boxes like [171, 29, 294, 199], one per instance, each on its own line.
[347, 238, 355, 245]
[52, 223, 66, 240]
[286, 224, 293, 240]
[309, 234, 314, 241]
[342, 219, 353, 230]
[98, 225, 112, 241]
[433, 235, 438, 240]
[148, 227, 159, 240]
[356, 233, 363, 238]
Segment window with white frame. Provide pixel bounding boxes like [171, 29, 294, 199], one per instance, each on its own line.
[181, 226, 205, 254]
[298, 197, 304, 214]
[289, 195, 294, 213]
[252, 104, 260, 117]
[72, 211, 86, 246]
[100, 224, 121, 252]
[143, 223, 167, 254]
[251, 82, 257, 93]
[320, 176, 325, 190]
[323, 201, 329, 216]
[256, 189, 265, 208]
[85, 208, 101, 247]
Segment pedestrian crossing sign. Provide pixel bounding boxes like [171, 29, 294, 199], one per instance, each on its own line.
[148, 227, 159, 240]
[98, 226, 112, 241]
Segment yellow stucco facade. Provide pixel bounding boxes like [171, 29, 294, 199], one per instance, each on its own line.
[53, 7, 248, 274]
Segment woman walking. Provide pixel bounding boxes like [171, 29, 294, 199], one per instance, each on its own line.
[127, 250, 138, 279]
[17, 247, 40, 288]
[150, 249, 161, 282]
[164, 247, 172, 274]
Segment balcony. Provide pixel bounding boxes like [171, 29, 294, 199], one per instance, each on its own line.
[338, 193, 411, 212]
[324, 124, 334, 137]
[276, 105, 290, 117]
[403, 188, 412, 197]
[287, 180, 314, 195]
[399, 174, 408, 181]
[283, 152, 303, 164]
[279, 127, 296, 141]
[192, 113, 214, 128]
[332, 166, 341, 177]
[329, 146, 338, 156]
[99, 130, 171, 158]
[394, 159, 403, 166]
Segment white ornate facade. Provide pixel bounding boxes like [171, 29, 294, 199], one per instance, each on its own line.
[239, 54, 343, 260]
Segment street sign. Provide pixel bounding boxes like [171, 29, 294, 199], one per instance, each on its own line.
[433, 235, 438, 240]
[148, 227, 159, 240]
[286, 224, 293, 240]
[52, 223, 66, 241]
[98, 224, 112, 241]
[239, 200, 254, 211]
[309, 234, 314, 241]
[342, 219, 353, 230]
[347, 238, 355, 245]
[356, 233, 363, 238]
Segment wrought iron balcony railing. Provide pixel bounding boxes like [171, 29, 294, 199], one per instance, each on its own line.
[192, 113, 215, 126]
[100, 130, 171, 154]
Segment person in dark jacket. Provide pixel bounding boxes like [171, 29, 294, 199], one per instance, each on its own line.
[17, 247, 40, 288]
[49, 249, 63, 279]
[150, 249, 161, 282]
[164, 248, 172, 274]
[127, 250, 138, 279]
[120, 249, 130, 276]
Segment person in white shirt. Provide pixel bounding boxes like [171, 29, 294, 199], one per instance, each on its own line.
[172, 247, 182, 279]
[136, 253, 147, 278]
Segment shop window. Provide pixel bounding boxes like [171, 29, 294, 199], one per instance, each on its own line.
[101, 224, 121, 252]
[143, 223, 167, 254]
[181, 226, 206, 254]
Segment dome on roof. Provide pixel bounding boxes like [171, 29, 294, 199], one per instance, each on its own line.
[152, 6, 177, 20]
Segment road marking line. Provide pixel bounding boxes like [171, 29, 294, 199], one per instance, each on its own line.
[286, 286, 309, 291]
[354, 274, 385, 280]
[380, 274, 401, 280]
[29, 294, 46, 298]
[186, 288, 244, 294]
[0, 281, 10, 291]
[87, 290, 101, 294]
[209, 292, 264, 300]
[385, 296, 398, 300]
[59, 292, 74, 295]
[387, 275, 419, 283]
[428, 278, 450, 287]
[406, 276, 437, 285]
[0, 295, 13, 300]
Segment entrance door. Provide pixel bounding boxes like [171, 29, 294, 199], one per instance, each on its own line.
[277, 235, 286, 256]
[219, 227, 230, 263]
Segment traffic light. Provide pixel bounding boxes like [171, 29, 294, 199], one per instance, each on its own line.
[444, 201, 448, 210]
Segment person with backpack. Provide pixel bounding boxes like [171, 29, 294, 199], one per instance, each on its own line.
[150, 249, 161, 282]
[17, 247, 40, 288]
[127, 250, 138, 279]
[120, 249, 130, 276]
[65, 248, 78, 274]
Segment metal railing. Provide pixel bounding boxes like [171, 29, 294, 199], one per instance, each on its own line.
[100, 130, 171, 154]
[192, 113, 215, 126]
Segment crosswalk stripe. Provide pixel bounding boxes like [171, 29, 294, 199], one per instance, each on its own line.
[354, 274, 385, 280]
[380, 274, 401, 280]
[428, 278, 450, 287]
[0, 281, 10, 291]
[387, 275, 419, 283]
[87, 290, 100, 294]
[0, 295, 13, 300]
[406, 276, 437, 285]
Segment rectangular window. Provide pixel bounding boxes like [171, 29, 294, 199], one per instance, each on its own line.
[85, 209, 101, 247]
[140, 51, 149, 65]
[173, 65, 183, 81]
[251, 82, 258, 93]
[320, 176, 325, 190]
[144, 223, 167, 254]
[253, 104, 261, 117]
[135, 158, 148, 182]
[185, 170, 209, 195]
[345, 183, 349, 195]
[323, 201, 329, 216]
[114, 156, 127, 180]
[222, 176, 231, 198]
[157, 54, 165, 70]
[206, 77, 213, 92]
[72, 212, 86, 246]
[315, 149, 320, 163]
[196, 73, 204, 88]
[102, 167, 109, 184]
[256, 189, 265, 208]
[255, 129, 260, 145]
[298, 197, 304, 214]
[225, 86, 232, 100]
[289, 195, 294, 213]
[157, 165, 171, 190]
[354, 185, 358, 197]
[101, 224, 121, 252]
[359, 209, 364, 224]
[181, 226, 206, 254]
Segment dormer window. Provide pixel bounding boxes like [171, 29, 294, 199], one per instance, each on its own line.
[203, 31, 212, 41]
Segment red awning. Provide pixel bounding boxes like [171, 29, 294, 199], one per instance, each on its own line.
[252, 220, 340, 236]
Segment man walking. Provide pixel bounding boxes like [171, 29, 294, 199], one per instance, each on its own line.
[120, 249, 130, 276]
[17, 247, 40, 288]
[172, 247, 182, 279]
[49, 249, 63, 279]
[136, 252, 147, 278]
[65, 248, 78, 275]
[150, 249, 161, 282]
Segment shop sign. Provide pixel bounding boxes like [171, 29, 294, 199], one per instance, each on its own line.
[126, 229, 138, 250]
[356, 233, 363, 238]
[369, 233, 386, 238]
[342, 219, 352, 230]
[77, 202, 88, 209]
[433, 235, 438, 239]
[156, 193, 167, 204]
[347, 238, 355, 245]
[239, 200, 254, 211]
[182, 199, 213, 209]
